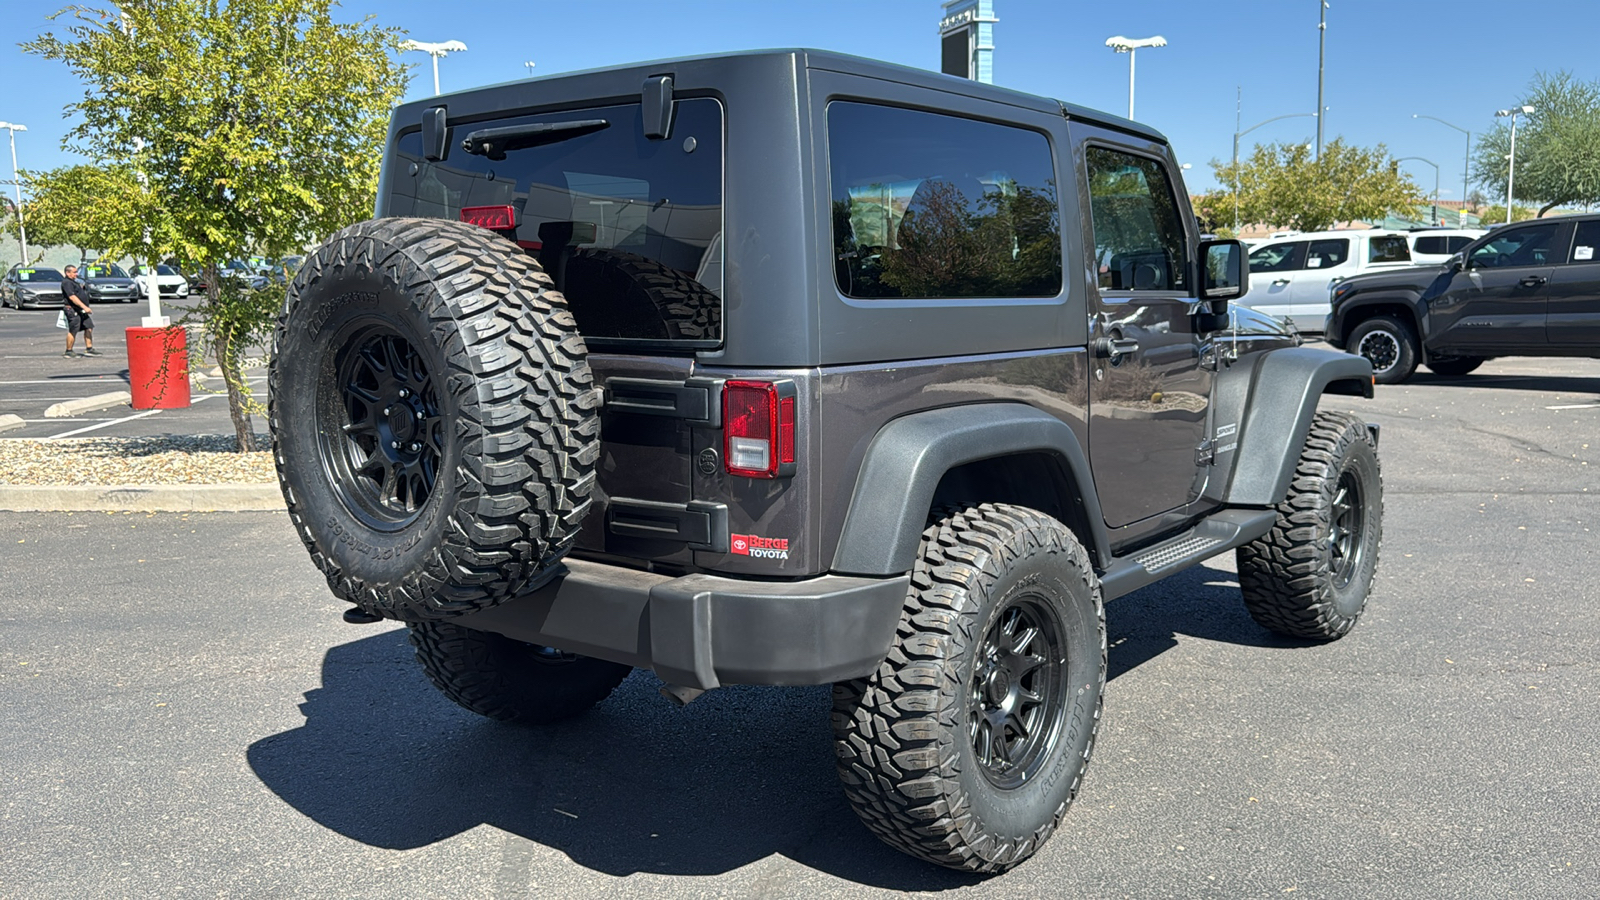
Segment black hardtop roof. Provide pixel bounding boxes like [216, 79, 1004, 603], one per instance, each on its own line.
[395, 47, 1166, 144]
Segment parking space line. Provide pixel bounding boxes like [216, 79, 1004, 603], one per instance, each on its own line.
[1545, 403, 1600, 410]
[42, 409, 163, 440]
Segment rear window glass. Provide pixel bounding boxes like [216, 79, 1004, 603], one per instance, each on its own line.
[827, 101, 1061, 300]
[389, 99, 724, 347]
[1368, 236, 1411, 263]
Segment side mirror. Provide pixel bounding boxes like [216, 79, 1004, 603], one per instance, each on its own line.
[1198, 239, 1248, 311]
[1448, 251, 1465, 272]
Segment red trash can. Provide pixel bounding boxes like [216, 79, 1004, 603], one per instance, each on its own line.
[126, 326, 192, 409]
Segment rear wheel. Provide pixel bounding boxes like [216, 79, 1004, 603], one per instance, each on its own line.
[410, 622, 631, 723]
[270, 217, 601, 622]
[1347, 315, 1418, 384]
[1425, 356, 1484, 377]
[832, 503, 1105, 873]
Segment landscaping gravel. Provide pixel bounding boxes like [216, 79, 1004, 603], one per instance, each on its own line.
[0, 434, 275, 486]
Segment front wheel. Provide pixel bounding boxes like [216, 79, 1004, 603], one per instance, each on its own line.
[1347, 315, 1418, 384]
[832, 503, 1105, 873]
[1237, 411, 1382, 640]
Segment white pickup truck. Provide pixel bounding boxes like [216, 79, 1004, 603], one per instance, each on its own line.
[1240, 228, 1483, 333]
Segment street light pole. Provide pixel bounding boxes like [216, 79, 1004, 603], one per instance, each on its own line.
[400, 40, 468, 96]
[1316, 1, 1327, 159]
[1495, 105, 1535, 224]
[1232, 112, 1319, 231]
[1104, 35, 1167, 120]
[1395, 156, 1439, 224]
[1412, 114, 1471, 226]
[0, 122, 29, 265]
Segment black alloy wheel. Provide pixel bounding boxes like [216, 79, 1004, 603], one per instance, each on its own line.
[320, 323, 444, 530]
[969, 597, 1067, 790]
[1347, 315, 1418, 384]
[1328, 470, 1365, 589]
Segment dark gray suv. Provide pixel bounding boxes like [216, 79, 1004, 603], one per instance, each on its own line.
[270, 49, 1383, 873]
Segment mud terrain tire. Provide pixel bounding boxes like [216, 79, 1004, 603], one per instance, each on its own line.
[832, 503, 1106, 873]
[561, 249, 720, 341]
[1237, 411, 1382, 640]
[409, 622, 632, 723]
[271, 218, 600, 621]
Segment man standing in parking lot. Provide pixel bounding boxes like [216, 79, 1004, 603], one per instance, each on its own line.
[60, 265, 100, 358]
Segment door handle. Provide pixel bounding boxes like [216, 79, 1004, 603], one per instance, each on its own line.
[1271, 278, 1292, 286]
[1094, 337, 1140, 360]
[1519, 275, 1547, 287]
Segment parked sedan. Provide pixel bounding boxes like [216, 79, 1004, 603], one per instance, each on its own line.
[1, 265, 66, 309]
[129, 263, 191, 300]
[82, 262, 139, 303]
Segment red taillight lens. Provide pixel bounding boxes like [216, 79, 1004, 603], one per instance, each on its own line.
[460, 205, 516, 230]
[723, 380, 796, 478]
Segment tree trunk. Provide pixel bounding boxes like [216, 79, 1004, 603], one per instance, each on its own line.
[206, 261, 257, 453]
[1538, 201, 1562, 218]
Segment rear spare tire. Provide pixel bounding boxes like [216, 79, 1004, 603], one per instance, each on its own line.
[270, 217, 600, 621]
[560, 248, 720, 341]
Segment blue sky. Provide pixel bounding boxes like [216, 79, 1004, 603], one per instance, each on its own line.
[3, 0, 1598, 202]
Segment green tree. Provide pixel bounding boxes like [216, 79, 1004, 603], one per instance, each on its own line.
[9, 164, 147, 262]
[1475, 203, 1538, 225]
[1472, 71, 1600, 218]
[1199, 138, 1424, 232]
[25, 1, 408, 450]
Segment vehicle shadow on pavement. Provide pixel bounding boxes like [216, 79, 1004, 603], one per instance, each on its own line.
[1406, 371, 1600, 394]
[246, 627, 982, 891]
[1107, 563, 1310, 681]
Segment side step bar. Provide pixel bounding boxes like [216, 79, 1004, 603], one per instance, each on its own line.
[1097, 508, 1277, 600]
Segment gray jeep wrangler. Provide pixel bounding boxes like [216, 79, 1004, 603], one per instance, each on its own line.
[270, 49, 1383, 873]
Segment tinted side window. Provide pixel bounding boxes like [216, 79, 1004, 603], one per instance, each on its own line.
[1568, 221, 1600, 264]
[1306, 238, 1350, 269]
[828, 102, 1061, 300]
[1084, 147, 1188, 292]
[1248, 241, 1307, 273]
[1368, 236, 1411, 263]
[1413, 236, 1452, 255]
[1470, 223, 1562, 268]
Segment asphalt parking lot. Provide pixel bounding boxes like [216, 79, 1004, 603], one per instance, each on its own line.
[0, 300, 267, 439]
[2, 354, 1598, 898]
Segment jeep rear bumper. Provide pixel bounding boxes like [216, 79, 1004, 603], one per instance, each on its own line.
[450, 558, 909, 690]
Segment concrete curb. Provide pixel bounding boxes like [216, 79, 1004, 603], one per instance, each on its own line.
[0, 414, 23, 435]
[44, 391, 132, 418]
[0, 483, 284, 512]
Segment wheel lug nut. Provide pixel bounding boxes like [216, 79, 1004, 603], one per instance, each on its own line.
[398, 389, 409, 398]
[409, 442, 421, 452]
[382, 406, 392, 416]
[390, 440, 399, 449]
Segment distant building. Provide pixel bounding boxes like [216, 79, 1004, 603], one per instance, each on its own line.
[939, 0, 996, 84]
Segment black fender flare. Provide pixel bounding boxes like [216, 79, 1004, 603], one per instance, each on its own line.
[1329, 290, 1424, 346]
[1216, 346, 1374, 507]
[829, 403, 1108, 576]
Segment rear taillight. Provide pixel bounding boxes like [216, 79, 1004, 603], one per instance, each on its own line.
[723, 380, 797, 478]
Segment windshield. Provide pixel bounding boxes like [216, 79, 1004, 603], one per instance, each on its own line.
[84, 264, 129, 278]
[387, 98, 725, 347]
[13, 267, 64, 283]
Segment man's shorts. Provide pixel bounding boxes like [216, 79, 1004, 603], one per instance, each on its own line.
[65, 309, 93, 334]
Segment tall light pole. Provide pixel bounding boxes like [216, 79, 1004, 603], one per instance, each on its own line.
[1412, 114, 1471, 226]
[1495, 105, 1535, 224]
[524, 61, 536, 77]
[1316, 1, 1328, 159]
[1104, 35, 1167, 120]
[1233, 112, 1318, 230]
[400, 40, 468, 96]
[1395, 156, 1440, 225]
[0, 122, 29, 265]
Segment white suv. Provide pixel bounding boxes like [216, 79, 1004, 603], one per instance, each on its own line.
[1241, 229, 1417, 333]
[1406, 228, 1485, 265]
